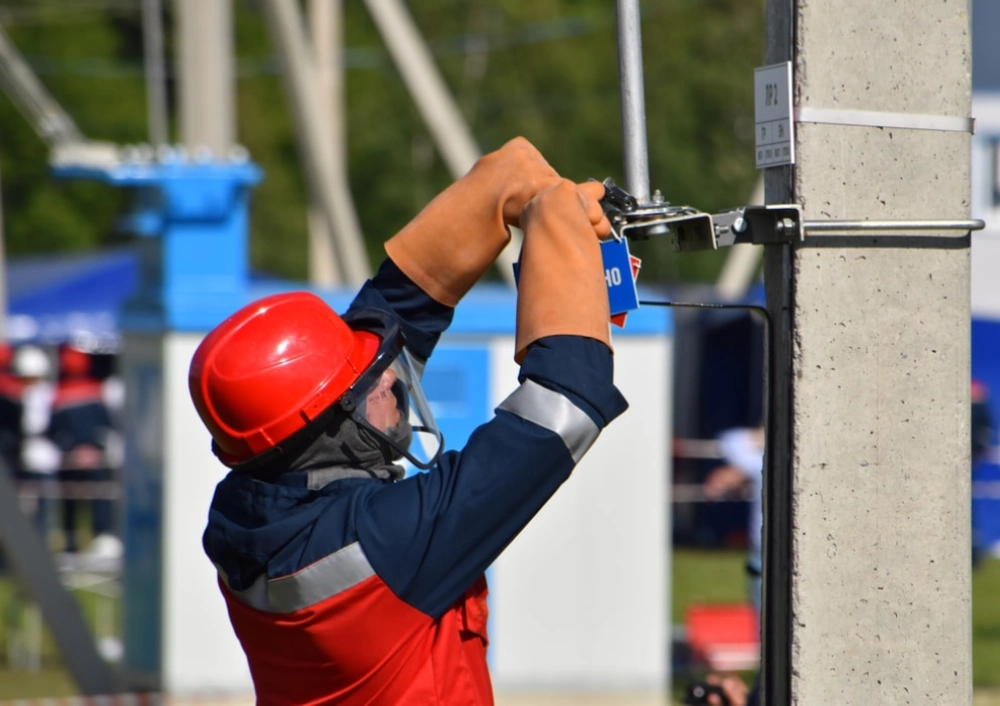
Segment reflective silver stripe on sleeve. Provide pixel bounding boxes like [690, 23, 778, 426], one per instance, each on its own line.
[497, 379, 601, 463]
[218, 541, 375, 614]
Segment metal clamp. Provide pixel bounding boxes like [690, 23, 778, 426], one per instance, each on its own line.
[599, 179, 985, 251]
[714, 204, 804, 246]
[600, 178, 717, 251]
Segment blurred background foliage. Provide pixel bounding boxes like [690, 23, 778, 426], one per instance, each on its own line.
[0, 0, 765, 285]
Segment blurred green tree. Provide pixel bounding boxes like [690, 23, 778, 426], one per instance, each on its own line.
[0, 0, 764, 286]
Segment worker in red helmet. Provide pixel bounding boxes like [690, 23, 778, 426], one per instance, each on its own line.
[192, 137, 627, 705]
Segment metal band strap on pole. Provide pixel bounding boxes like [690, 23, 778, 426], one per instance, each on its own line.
[796, 106, 975, 134]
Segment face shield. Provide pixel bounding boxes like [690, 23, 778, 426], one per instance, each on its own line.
[340, 309, 444, 469]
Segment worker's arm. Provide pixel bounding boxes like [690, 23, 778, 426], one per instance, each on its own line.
[347, 258, 454, 365]
[357, 334, 627, 618]
[347, 137, 564, 365]
[358, 181, 625, 618]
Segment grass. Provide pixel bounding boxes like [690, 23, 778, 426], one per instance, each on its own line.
[975, 558, 1000, 685]
[0, 571, 115, 699]
[672, 548, 752, 625]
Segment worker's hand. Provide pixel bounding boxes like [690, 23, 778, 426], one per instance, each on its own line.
[576, 180, 613, 238]
[64, 444, 104, 470]
[514, 179, 611, 362]
[385, 137, 562, 307]
[486, 137, 562, 229]
[703, 464, 750, 500]
[705, 673, 749, 706]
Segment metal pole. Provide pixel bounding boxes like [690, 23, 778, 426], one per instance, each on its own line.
[803, 219, 984, 233]
[614, 0, 650, 202]
[142, 0, 169, 147]
[0, 23, 84, 146]
[761, 0, 794, 702]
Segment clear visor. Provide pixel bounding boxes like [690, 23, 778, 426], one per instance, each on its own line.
[351, 349, 443, 469]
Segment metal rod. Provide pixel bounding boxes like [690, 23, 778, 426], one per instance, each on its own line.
[0, 23, 85, 145]
[803, 219, 985, 233]
[615, 0, 650, 202]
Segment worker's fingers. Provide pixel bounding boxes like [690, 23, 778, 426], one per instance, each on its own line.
[720, 675, 749, 706]
[576, 181, 612, 238]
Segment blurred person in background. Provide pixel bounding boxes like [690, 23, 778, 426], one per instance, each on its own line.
[702, 425, 765, 706]
[704, 425, 765, 614]
[684, 673, 750, 706]
[972, 379, 993, 464]
[46, 344, 122, 559]
[14, 344, 57, 544]
[190, 138, 626, 704]
[0, 343, 24, 569]
[971, 378, 994, 567]
[0, 342, 25, 475]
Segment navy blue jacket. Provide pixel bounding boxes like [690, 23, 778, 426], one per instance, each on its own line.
[204, 258, 628, 621]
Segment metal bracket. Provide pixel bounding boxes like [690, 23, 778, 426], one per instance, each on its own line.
[599, 180, 985, 251]
[714, 204, 804, 246]
[600, 178, 717, 251]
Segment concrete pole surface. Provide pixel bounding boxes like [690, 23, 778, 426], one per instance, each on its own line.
[175, 0, 235, 155]
[307, 0, 344, 286]
[764, 1, 973, 704]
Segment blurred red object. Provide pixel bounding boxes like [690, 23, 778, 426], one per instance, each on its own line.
[685, 603, 760, 671]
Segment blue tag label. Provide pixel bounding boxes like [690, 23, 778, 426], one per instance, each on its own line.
[601, 237, 639, 315]
[511, 237, 640, 316]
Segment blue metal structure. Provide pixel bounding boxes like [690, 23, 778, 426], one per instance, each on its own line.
[53, 156, 263, 332]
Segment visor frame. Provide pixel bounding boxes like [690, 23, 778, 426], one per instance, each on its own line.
[339, 309, 444, 470]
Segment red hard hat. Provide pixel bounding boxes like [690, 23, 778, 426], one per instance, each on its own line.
[189, 291, 382, 466]
[60, 345, 91, 378]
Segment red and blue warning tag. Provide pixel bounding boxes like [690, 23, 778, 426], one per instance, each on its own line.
[601, 236, 641, 324]
[512, 235, 641, 328]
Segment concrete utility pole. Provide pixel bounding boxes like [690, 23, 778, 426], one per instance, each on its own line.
[306, 0, 347, 286]
[762, 1, 973, 704]
[175, 0, 235, 155]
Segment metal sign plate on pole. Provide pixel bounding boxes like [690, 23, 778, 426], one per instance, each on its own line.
[755, 61, 794, 168]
